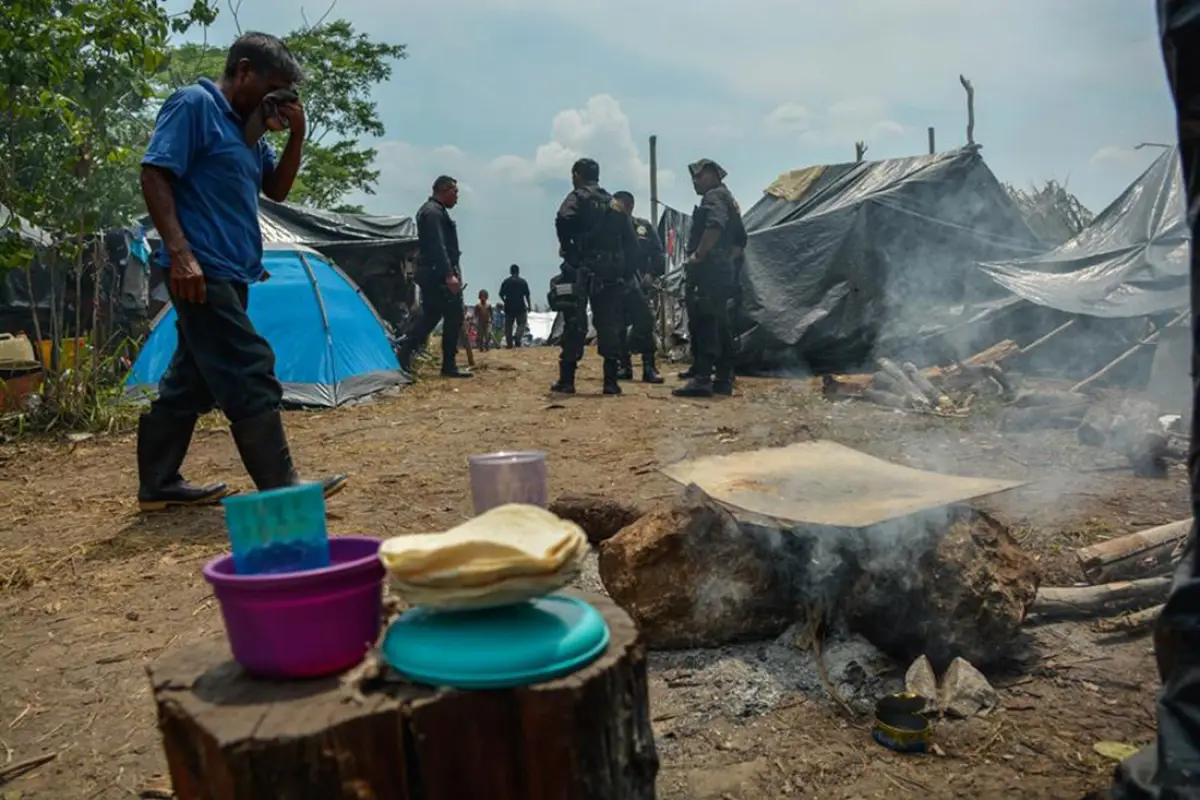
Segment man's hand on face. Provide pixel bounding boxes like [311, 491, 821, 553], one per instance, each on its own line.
[269, 101, 306, 138]
[170, 250, 207, 304]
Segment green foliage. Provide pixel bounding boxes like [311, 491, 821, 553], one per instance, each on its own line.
[157, 18, 406, 210]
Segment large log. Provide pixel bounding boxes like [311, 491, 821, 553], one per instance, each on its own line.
[1076, 519, 1192, 584]
[148, 592, 658, 800]
[1029, 577, 1173, 621]
[821, 339, 1020, 399]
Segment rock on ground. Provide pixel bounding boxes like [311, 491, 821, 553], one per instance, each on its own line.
[842, 507, 1040, 671]
[549, 492, 645, 546]
[598, 485, 795, 649]
[939, 657, 999, 718]
[904, 654, 939, 711]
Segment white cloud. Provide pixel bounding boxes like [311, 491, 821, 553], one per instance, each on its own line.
[764, 96, 906, 147]
[488, 94, 675, 193]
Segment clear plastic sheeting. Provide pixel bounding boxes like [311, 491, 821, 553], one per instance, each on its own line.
[722, 148, 1045, 371]
[980, 147, 1189, 319]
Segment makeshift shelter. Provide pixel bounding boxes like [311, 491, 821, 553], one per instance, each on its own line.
[125, 244, 408, 408]
[980, 147, 1188, 319]
[143, 199, 419, 327]
[735, 147, 1047, 371]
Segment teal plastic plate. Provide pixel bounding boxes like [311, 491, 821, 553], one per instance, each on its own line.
[381, 594, 610, 689]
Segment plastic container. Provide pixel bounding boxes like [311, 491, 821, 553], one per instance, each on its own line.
[381, 594, 610, 689]
[467, 450, 548, 514]
[203, 535, 385, 679]
[222, 482, 330, 575]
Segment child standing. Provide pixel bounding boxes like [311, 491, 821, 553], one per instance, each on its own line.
[474, 290, 493, 351]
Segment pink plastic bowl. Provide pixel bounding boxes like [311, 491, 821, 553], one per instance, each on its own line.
[203, 535, 385, 679]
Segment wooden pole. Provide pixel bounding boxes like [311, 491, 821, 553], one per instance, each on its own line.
[959, 75, 976, 146]
[1070, 309, 1189, 393]
[928, 127, 935, 154]
[855, 141, 868, 162]
[1076, 519, 1192, 584]
[648, 135, 659, 228]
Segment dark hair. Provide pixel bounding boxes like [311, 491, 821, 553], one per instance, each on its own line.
[224, 32, 303, 84]
[613, 191, 634, 204]
[510, 264, 520, 275]
[571, 158, 600, 182]
[432, 175, 457, 193]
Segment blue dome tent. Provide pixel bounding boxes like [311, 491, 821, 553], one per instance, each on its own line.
[125, 244, 409, 408]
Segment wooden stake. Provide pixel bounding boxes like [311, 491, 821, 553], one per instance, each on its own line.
[928, 127, 935, 155]
[649, 135, 659, 229]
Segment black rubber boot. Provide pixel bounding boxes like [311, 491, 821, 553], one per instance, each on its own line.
[677, 365, 695, 380]
[642, 353, 664, 384]
[137, 412, 230, 512]
[713, 366, 735, 396]
[672, 376, 714, 398]
[441, 357, 472, 379]
[550, 360, 577, 394]
[617, 357, 634, 382]
[230, 410, 348, 498]
[602, 358, 622, 395]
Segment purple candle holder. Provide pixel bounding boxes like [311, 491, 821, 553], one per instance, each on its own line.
[468, 450, 548, 514]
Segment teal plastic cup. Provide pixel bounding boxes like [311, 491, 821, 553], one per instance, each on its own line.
[222, 482, 332, 575]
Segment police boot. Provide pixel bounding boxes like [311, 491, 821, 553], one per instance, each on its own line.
[230, 410, 348, 498]
[617, 356, 634, 382]
[642, 353, 664, 384]
[602, 358, 623, 395]
[137, 412, 231, 512]
[550, 360, 577, 394]
[678, 365, 696, 380]
[713, 366, 735, 396]
[672, 376, 714, 398]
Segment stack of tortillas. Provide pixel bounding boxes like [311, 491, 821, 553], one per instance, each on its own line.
[379, 504, 588, 610]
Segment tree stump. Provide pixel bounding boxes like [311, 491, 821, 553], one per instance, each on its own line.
[148, 592, 658, 800]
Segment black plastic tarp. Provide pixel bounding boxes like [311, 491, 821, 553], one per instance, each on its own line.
[720, 148, 1047, 371]
[980, 146, 1189, 319]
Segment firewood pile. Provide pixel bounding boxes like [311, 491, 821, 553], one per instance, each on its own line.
[821, 340, 1019, 416]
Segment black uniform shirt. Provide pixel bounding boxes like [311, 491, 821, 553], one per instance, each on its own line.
[555, 184, 637, 281]
[415, 198, 460, 279]
[499, 275, 531, 314]
[631, 215, 666, 280]
[686, 184, 745, 262]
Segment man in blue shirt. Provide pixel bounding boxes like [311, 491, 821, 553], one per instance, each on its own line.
[136, 32, 345, 511]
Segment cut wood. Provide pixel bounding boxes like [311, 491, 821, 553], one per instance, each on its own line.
[1019, 319, 1076, 356]
[1076, 519, 1192, 584]
[819, 339, 1019, 399]
[1030, 576, 1173, 620]
[871, 370, 901, 396]
[1095, 604, 1164, 634]
[148, 592, 658, 800]
[876, 357, 929, 408]
[903, 362, 948, 406]
[861, 388, 907, 409]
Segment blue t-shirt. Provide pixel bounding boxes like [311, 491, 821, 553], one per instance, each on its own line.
[142, 78, 276, 284]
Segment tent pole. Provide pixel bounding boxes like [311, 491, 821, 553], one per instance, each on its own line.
[928, 127, 936, 154]
[649, 135, 659, 228]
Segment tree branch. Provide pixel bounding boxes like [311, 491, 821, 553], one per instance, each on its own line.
[227, 0, 243, 34]
[959, 74, 975, 147]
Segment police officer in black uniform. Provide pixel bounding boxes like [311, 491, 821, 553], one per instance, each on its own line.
[397, 175, 470, 378]
[674, 159, 746, 398]
[549, 158, 636, 395]
[612, 191, 665, 384]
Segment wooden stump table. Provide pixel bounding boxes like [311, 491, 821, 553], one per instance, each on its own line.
[149, 592, 658, 800]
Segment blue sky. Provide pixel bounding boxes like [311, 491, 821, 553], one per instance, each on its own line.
[167, 0, 1177, 295]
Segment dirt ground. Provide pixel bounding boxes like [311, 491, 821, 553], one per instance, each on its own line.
[0, 346, 1187, 799]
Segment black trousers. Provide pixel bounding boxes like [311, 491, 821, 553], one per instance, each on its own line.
[559, 282, 623, 364]
[505, 309, 527, 348]
[619, 279, 657, 361]
[685, 263, 735, 380]
[151, 278, 282, 423]
[409, 276, 463, 366]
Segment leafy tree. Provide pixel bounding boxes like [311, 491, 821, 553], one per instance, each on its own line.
[158, 18, 406, 212]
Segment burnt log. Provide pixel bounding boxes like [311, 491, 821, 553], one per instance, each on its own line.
[1076, 519, 1192, 584]
[548, 493, 645, 546]
[148, 592, 658, 800]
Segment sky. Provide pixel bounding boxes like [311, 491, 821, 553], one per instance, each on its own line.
[167, 0, 1178, 295]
